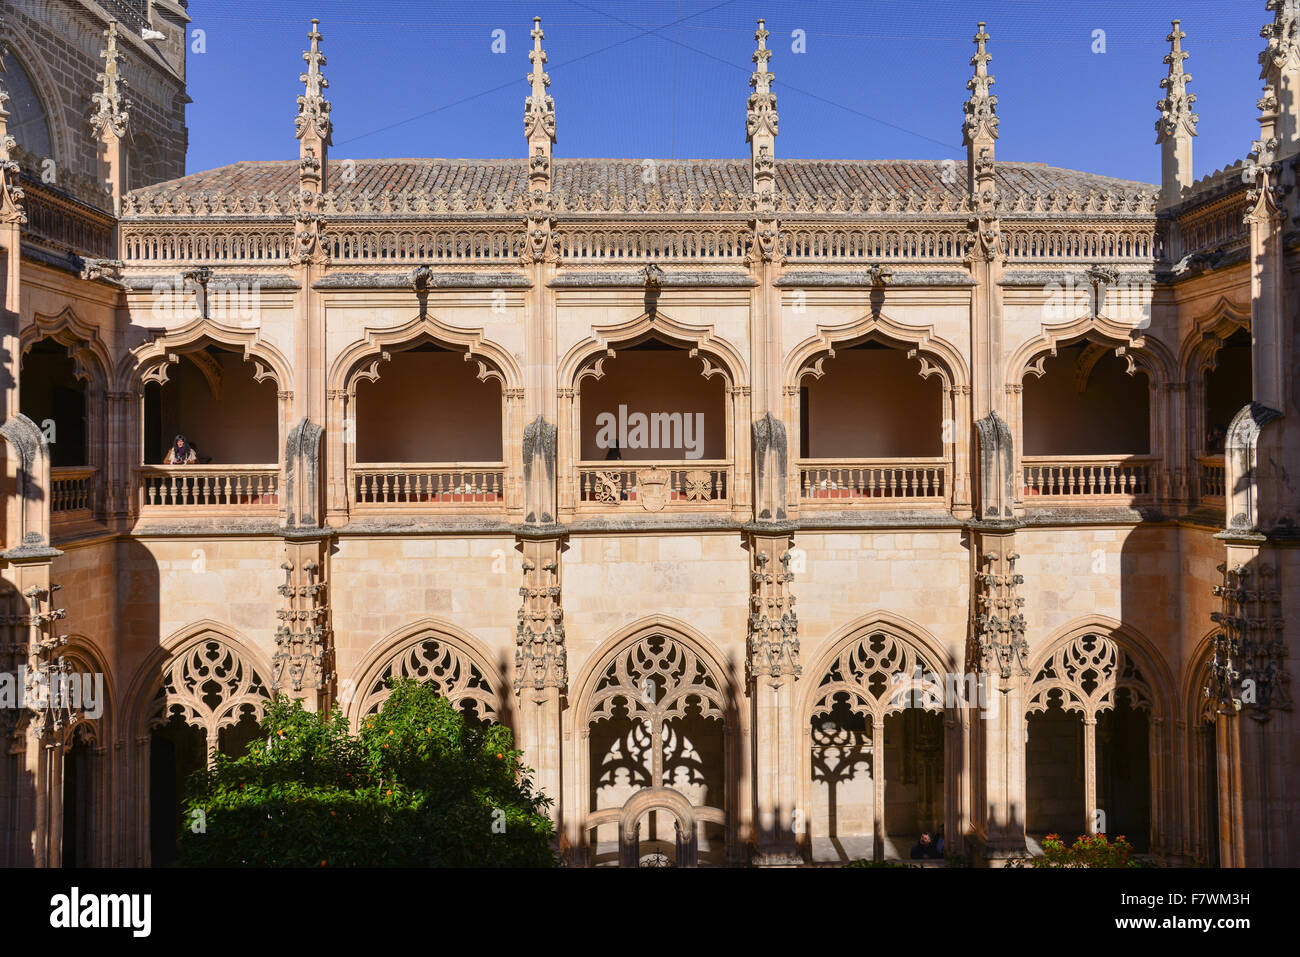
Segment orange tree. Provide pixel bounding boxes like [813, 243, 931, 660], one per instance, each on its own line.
[177, 679, 555, 867]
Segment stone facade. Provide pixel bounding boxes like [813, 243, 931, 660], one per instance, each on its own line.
[0, 7, 1297, 867]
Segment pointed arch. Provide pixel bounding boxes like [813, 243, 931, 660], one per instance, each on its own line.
[1178, 296, 1251, 380]
[798, 611, 956, 724]
[571, 616, 739, 867]
[559, 312, 748, 390]
[22, 306, 112, 392]
[1, 31, 67, 168]
[116, 317, 293, 393]
[798, 611, 958, 863]
[784, 312, 969, 394]
[345, 618, 505, 727]
[571, 616, 739, 722]
[1008, 315, 1174, 390]
[328, 313, 522, 396]
[1026, 617, 1173, 720]
[123, 620, 273, 745]
[1023, 617, 1173, 853]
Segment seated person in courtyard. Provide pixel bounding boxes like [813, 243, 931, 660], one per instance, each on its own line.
[910, 831, 941, 860]
[162, 434, 198, 465]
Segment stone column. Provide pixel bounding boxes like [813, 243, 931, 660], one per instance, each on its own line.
[514, 533, 566, 830]
[747, 532, 800, 865]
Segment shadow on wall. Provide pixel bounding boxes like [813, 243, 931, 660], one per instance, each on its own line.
[1025, 528, 1166, 855]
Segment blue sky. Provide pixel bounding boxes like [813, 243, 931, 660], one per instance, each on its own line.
[186, 0, 1266, 185]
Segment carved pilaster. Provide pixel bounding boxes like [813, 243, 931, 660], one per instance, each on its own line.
[973, 547, 1028, 682]
[1211, 556, 1290, 719]
[272, 552, 333, 707]
[747, 535, 800, 682]
[515, 542, 566, 694]
[514, 534, 565, 826]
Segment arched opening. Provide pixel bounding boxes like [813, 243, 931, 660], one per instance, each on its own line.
[1025, 702, 1085, 838]
[583, 632, 729, 866]
[576, 339, 731, 509]
[60, 726, 97, 868]
[21, 338, 97, 521]
[1198, 328, 1250, 506]
[1097, 693, 1151, 851]
[1193, 717, 1219, 865]
[21, 339, 87, 467]
[144, 636, 271, 866]
[350, 343, 505, 507]
[630, 809, 679, 867]
[797, 341, 949, 504]
[143, 346, 277, 464]
[807, 629, 947, 863]
[138, 346, 279, 510]
[2, 54, 55, 163]
[1021, 341, 1154, 501]
[148, 714, 204, 869]
[1024, 632, 1154, 854]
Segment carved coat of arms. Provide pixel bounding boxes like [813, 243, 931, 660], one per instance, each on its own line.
[637, 467, 671, 512]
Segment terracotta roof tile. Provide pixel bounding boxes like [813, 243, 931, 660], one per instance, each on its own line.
[124, 157, 1155, 217]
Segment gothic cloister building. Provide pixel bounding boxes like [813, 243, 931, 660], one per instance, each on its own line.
[0, 1, 1296, 867]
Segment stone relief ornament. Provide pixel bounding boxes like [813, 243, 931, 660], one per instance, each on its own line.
[637, 466, 671, 512]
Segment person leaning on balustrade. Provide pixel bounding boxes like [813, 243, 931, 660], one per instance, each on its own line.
[162, 434, 199, 465]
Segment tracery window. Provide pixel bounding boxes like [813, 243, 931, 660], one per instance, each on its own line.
[808, 629, 945, 862]
[1025, 632, 1154, 849]
[3, 55, 54, 161]
[148, 637, 272, 765]
[585, 632, 730, 866]
[358, 632, 499, 723]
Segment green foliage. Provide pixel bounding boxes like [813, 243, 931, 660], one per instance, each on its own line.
[177, 680, 556, 867]
[1023, 832, 1142, 868]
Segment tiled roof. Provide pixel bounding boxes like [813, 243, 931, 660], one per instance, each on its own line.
[123, 157, 1157, 217]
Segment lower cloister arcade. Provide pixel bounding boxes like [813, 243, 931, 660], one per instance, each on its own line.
[801, 623, 951, 863]
[1023, 629, 1161, 853]
[576, 627, 735, 867]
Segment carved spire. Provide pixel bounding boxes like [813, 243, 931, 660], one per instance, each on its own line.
[1260, 0, 1300, 155]
[1156, 20, 1198, 208]
[294, 19, 330, 265]
[964, 23, 1000, 258]
[90, 19, 130, 214]
[1260, 0, 1299, 75]
[296, 18, 332, 151]
[747, 18, 778, 143]
[962, 21, 998, 147]
[524, 17, 555, 161]
[523, 18, 557, 264]
[747, 19, 780, 262]
[90, 19, 130, 139]
[0, 15, 26, 226]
